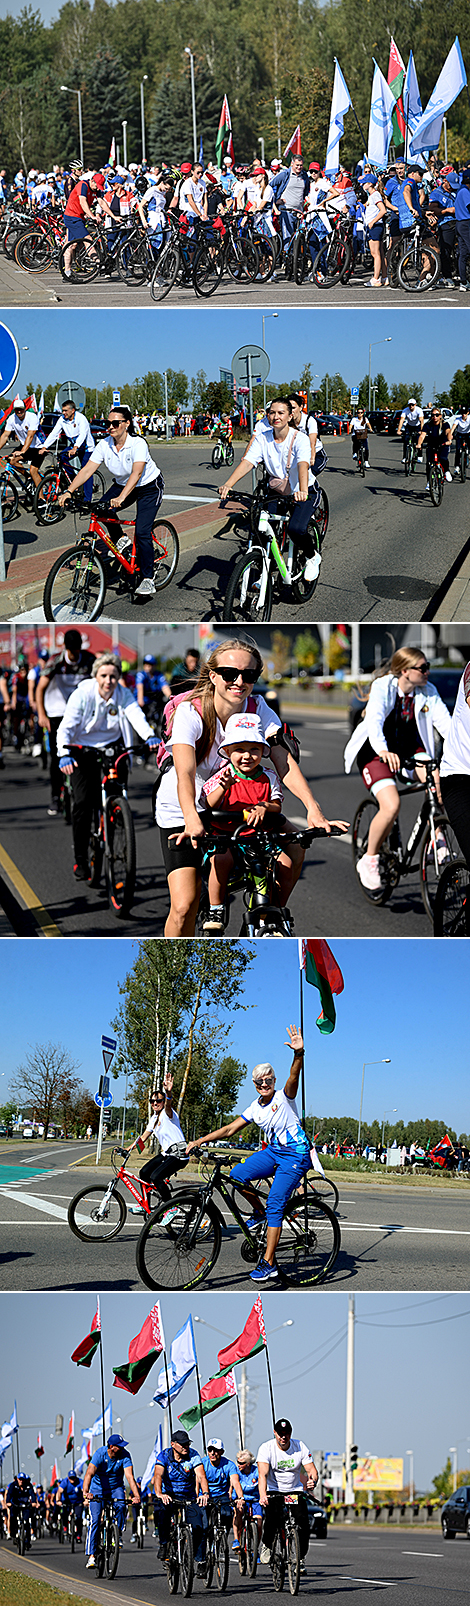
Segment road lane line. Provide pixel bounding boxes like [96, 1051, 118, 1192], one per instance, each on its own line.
[340, 1222, 470, 1236]
[402, 1551, 443, 1557]
[334, 1576, 398, 1587]
[0, 1549, 158, 1605]
[0, 843, 61, 936]
[0, 1188, 69, 1220]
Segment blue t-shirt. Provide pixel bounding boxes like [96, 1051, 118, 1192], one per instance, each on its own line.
[135, 669, 166, 702]
[202, 1454, 238, 1499]
[235, 1467, 259, 1502]
[60, 1477, 83, 1505]
[454, 184, 470, 222]
[89, 1446, 132, 1499]
[156, 1446, 202, 1498]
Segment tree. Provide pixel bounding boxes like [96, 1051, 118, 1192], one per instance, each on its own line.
[388, 380, 424, 409]
[10, 1042, 81, 1138]
[167, 1039, 247, 1138]
[270, 631, 291, 678]
[191, 370, 208, 412]
[201, 381, 235, 414]
[431, 1458, 452, 1501]
[294, 630, 320, 672]
[149, 58, 221, 166]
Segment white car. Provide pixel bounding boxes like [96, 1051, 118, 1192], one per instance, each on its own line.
[22, 1125, 37, 1139]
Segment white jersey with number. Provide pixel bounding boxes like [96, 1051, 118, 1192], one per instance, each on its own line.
[257, 1437, 313, 1492]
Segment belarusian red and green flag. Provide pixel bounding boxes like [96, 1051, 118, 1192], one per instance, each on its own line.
[387, 38, 406, 145]
[216, 95, 233, 166]
[113, 1301, 165, 1396]
[178, 1369, 237, 1432]
[217, 1296, 266, 1377]
[71, 1300, 101, 1368]
[35, 1433, 44, 1460]
[65, 1412, 74, 1454]
[299, 940, 344, 1034]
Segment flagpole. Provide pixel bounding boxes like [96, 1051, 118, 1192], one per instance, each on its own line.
[264, 1342, 276, 1429]
[299, 953, 310, 1239]
[192, 1330, 208, 1454]
[235, 1392, 244, 1452]
[98, 1304, 106, 1449]
[163, 1350, 174, 1440]
[15, 1405, 20, 1475]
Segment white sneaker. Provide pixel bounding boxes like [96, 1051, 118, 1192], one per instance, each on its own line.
[260, 1544, 271, 1563]
[417, 455, 423, 462]
[425, 482, 430, 491]
[445, 471, 452, 482]
[32, 743, 42, 757]
[357, 853, 382, 891]
[364, 461, 370, 468]
[135, 577, 156, 596]
[86, 1556, 96, 1568]
[304, 552, 321, 582]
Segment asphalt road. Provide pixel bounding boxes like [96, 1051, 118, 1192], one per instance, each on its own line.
[0, 1512, 463, 1606]
[3, 436, 470, 622]
[0, 1144, 468, 1291]
[0, 713, 441, 937]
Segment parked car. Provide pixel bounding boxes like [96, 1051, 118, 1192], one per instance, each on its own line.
[39, 413, 108, 448]
[441, 1485, 470, 1538]
[22, 1125, 37, 1139]
[306, 1497, 328, 1538]
[0, 1125, 7, 1138]
[253, 679, 281, 720]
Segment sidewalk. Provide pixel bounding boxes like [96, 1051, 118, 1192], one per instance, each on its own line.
[433, 536, 470, 620]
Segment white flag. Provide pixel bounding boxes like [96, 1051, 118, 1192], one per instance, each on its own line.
[325, 60, 352, 179]
[367, 61, 396, 170]
[410, 37, 467, 155]
[154, 1315, 197, 1406]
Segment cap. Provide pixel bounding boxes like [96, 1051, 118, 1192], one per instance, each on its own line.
[270, 159, 282, 169]
[171, 1430, 190, 1449]
[274, 1419, 292, 1435]
[107, 1434, 128, 1448]
[362, 177, 376, 188]
[408, 398, 417, 406]
[251, 165, 265, 176]
[12, 394, 25, 409]
[218, 712, 270, 758]
[309, 162, 320, 172]
[207, 1439, 224, 1451]
[180, 162, 192, 175]
[144, 654, 156, 664]
[92, 173, 105, 189]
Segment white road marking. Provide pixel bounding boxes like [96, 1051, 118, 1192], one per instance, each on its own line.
[0, 1188, 69, 1220]
[341, 1221, 470, 1236]
[334, 1576, 398, 1588]
[401, 1551, 443, 1557]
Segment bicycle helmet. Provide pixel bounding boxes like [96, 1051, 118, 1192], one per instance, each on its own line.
[143, 654, 157, 665]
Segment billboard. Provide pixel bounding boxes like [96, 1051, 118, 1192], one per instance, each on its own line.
[353, 1457, 403, 1491]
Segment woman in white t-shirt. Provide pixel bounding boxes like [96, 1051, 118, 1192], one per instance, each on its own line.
[59, 404, 164, 597]
[440, 662, 470, 924]
[362, 175, 387, 285]
[125, 1074, 188, 1201]
[219, 397, 322, 579]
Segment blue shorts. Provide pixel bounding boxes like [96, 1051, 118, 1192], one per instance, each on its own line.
[230, 1143, 310, 1228]
[65, 215, 86, 241]
[368, 223, 384, 241]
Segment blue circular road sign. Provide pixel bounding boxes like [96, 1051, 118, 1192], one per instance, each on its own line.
[0, 323, 20, 395]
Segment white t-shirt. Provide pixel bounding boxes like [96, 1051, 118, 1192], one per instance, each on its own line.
[440, 669, 470, 777]
[5, 410, 41, 449]
[241, 1089, 309, 1155]
[450, 413, 470, 434]
[42, 410, 94, 453]
[155, 695, 281, 827]
[42, 651, 94, 717]
[91, 434, 160, 489]
[245, 427, 311, 495]
[180, 178, 206, 216]
[350, 415, 370, 434]
[364, 189, 383, 226]
[257, 1438, 313, 1493]
[401, 406, 424, 428]
[147, 1107, 185, 1153]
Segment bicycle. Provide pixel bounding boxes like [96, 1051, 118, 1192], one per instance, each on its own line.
[238, 1501, 259, 1580]
[162, 1499, 194, 1596]
[212, 437, 234, 470]
[352, 755, 459, 919]
[456, 437, 468, 483]
[94, 1499, 120, 1579]
[135, 1150, 341, 1291]
[396, 220, 439, 293]
[82, 742, 138, 917]
[134, 1504, 146, 1548]
[42, 499, 179, 621]
[267, 1492, 304, 1596]
[433, 858, 470, 936]
[68, 1141, 189, 1240]
[427, 450, 446, 507]
[310, 208, 354, 288]
[222, 499, 323, 621]
[249, 470, 329, 545]
[15, 1507, 32, 1555]
[403, 435, 419, 477]
[355, 438, 367, 477]
[33, 453, 106, 524]
[196, 818, 344, 937]
[203, 1498, 230, 1592]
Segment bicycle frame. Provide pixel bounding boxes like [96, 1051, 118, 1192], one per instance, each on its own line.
[377, 763, 447, 878]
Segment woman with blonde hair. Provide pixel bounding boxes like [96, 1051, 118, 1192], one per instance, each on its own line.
[344, 647, 451, 892]
[57, 652, 158, 881]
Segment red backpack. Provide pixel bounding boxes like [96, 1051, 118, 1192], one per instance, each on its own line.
[152, 692, 259, 815]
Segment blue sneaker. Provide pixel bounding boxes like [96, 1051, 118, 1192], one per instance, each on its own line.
[250, 1258, 279, 1282]
[245, 1214, 264, 1232]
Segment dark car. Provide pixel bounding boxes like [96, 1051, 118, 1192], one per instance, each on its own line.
[40, 412, 108, 446]
[306, 1497, 328, 1539]
[369, 409, 393, 433]
[441, 1485, 470, 1538]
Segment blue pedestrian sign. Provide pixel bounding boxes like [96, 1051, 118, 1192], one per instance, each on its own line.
[0, 323, 20, 396]
[95, 1091, 113, 1107]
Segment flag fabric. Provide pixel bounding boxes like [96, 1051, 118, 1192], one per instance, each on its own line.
[84, 1402, 112, 1441]
[428, 1134, 454, 1167]
[109, 137, 116, 165]
[141, 1426, 163, 1492]
[410, 37, 467, 155]
[283, 124, 301, 160]
[368, 60, 397, 169]
[51, 1460, 59, 1485]
[53, 391, 60, 413]
[217, 1296, 266, 1377]
[1, 1404, 18, 1442]
[216, 95, 233, 167]
[65, 1412, 74, 1455]
[35, 1433, 45, 1460]
[153, 1315, 197, 1407]
[113, 1301, 165, 1395]
[178, 1370, 237, 1432]
[73, 1442, 89, 1475]
[403, 52, 422, 155]
[37, 390, 45, 419]
[387, 38, 406, 144]
[199, 134, 204, 167]
[71, 1301, 101, 1368]
[299, 939, 344, 1034]
[325, 60, 352, 178]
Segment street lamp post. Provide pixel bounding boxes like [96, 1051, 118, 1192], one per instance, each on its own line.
[358, 1059, 391, 1148]
[368, 338, 392, 414]
[274, 97, 282, 160]
[163, 372, 170, 441]
[140, 75, 148, 163]
[406, 1449, 414, 1504]
[449, 1447, 457, 1492]
[262, 312, 278, 408]
[381, 1107, 397, 1146]
[122, 121, 128, 168]
[184, 48, 198, 163]
[258, 137, 265, 167]
[61, 86, 84, 169]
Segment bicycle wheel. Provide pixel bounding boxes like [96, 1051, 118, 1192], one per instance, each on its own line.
[0, 478, 18, 520]
[136, 1191, 221, 1290]
[287, 1528, 300, 1596]
[180, 1526, 194, 1596]
[67, 1185, 127, 1240]
[433, 859, 470, 936]
[216, 1531, 229, 1592]
[404, 443, 412, 477]
[238, 1532, 247, 1575]
[429, 464, 444, 506]
[223, 547, 272, 622]
[247, 1519, 258, 1578]
[271, 1533, 285, 1591]
[97, 1538, 106, 1578]
[193, 244, 224, 297]
[398, 245, 439, 292]
[105, 796, 136, 917]
[70, 1513, 76, 1553]
[358, 446, 365, 477]
[212, 445, 222, 469]
[137, 1519, 144, 1549]
[152, 519, 179, 590]
[17, 1520, 25, 1557]
[278, 1196, 340, 1286]
[59, 238, 102, 284]
[14, 228, 52, 271]
[58, 1517, 64, 1544]
[316, 486, 329, 541]
[118, 238, 149, 285]
[460, 447, 467, 484]
[419, 814, 460, 922]
[256, 237, 275, 282]
[34, 470, 63, 524]
[43, 545, 107, 623]
[150, 245, 180, 301]
[310, 1175, 340, 1212]
[291, 524, 321, 604]
[352, 796, 393, 906]
[293, 233, 307, 285]
[167, 1539, 180, 1594]
[226, 444, 234, 466]
[90, 468, 106, 505]
[203, 1544, 214, 1588]
[106, 1519, 120, 1578]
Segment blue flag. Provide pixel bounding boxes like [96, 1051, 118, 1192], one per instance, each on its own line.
[325, 59, 352, 179]
[368, 61, 396, 170]
[199, 134, 204, 167]
[153, 1315, 197, 1406]
[410, 38, 467, 155]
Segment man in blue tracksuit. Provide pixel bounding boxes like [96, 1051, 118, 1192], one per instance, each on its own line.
[454, 169, 470, 290]
[82, 1433, 140, 1570]
[153, 1429, 209, 1576]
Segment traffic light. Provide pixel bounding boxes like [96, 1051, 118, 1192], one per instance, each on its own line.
[350, 1445, 359, 1472]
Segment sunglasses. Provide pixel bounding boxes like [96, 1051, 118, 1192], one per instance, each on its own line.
[412, 661, 429, 672]
[254, 1077, 275, 1088]
[106, 418, 122, 428]
[213, 667, 255, 686]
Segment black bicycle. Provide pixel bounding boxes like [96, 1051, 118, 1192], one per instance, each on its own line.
[212, 437, 234, 469]
[352, 756, 459, 919]
[15, 1507, 32, 1556]
[86, 743, 138, 917]
[403, 435, 419, 476]
[238, 1502, 259, 1580]
[433, 858, 470, 936]
[267, 1492, 304, 1596]
[355, 437, 367, 476]
[136, 1151, 341, 1291]
[457, 437, 469, 483]
[203, 1498, 230, 1592]
[94, 1499, 120, 1579]
[196, 818, 344, 937]
[163, 1498, 194, 1596]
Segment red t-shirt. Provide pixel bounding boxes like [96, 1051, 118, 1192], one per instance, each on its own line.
[203, 765, 281, 811]
[65, 180, 92, 218]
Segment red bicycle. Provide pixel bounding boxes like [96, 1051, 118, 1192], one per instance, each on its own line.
[67, 1143, 189, 1241]
[43, 499, 179, 620]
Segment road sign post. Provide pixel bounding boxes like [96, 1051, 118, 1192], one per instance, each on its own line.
[231, 345, 270, 494]
[96, 1036, 117, 1164]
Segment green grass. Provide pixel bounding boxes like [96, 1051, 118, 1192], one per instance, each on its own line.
[0, 1570, 98, 1605]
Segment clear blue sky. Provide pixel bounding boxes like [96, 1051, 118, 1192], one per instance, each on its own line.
[1, 1291, 468, 1493]
[2, 310, 468, 405]
[1, 939, 468, 1133]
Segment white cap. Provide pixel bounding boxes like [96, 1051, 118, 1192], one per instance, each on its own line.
[12, 394, 25, 409]
[207, 1439, 224, 1451]
[218, 712, 270, 758]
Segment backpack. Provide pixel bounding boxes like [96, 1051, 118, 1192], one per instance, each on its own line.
[151, 693, 300, 820]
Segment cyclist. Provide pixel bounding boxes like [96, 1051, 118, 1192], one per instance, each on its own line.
[344, 647, 451, 892]
[0, 395, 43, 490]
[257, 1418, 318, 1572]
[417, 406, 453, 490]
[58, 402, 164, 598]
[169, 647, 201, 692]
[201, 710, 284, 932]
[187, 1023, 311, 1284]
[201, 1438, 244, 1556]
[10, 656, 32, 748]
[350, 405, 372, 467]
[124, 1071, 186, 1201]
[57, 1471, 84, 1541]
[82, 1432, 140, 1570]
[439, 660, 470, 929]
[220, 397, 323, 581]
[56, 651, 158, 880]
[449, 403, 470, 475]
[136, 654, 171, 727]
[38, 398, 96, 504]
[396, 398, 424, 465]
[36, 629, 95, 816]
[62, 170, 115, 278]
[6, 1472, 34, 1546]
[232, 1449, 263, 1552]
[153, 1428, 208, 1576]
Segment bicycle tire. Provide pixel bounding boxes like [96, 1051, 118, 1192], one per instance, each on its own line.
[152, 519, 179, 590]
[358, 446, 365, 477]
[238, 1533, 247, 1575]
[419, 813, 460, 922]
[136, 1191, 221, 1290]
[67, 1185, 127, 1241]
[70, 1512, 75, 1553]
[429, 464, 444, 506]
[293, 233, 307, 286]
[310, 1175, 340, 1211]
[118, 237, 149, 285]
[223, 547, 272, 622]
[97, 1541, 105, 1578]
[180, 1526, 194, 1596]
[404, 444, 412, 477]
[271, 1533, 285, 1591]
[193, 243, 224, 297]
[287, 1527, 300, 1595]
[255, 236, 275, 282]
[212, 445, 222, 469]
[106, 1518, 120, 1578]
[43, 545, 107, 623]
[352, 796, 393, 906]
[150, 244, 180, 301]
[167, 1539, 180, 1593]
[58, 1517, 64, 1544]
[433, 858, 470, 936]
[15, 227, 54, 272]
[34, 470, 64, 525]
[460, 447, 467, 484]
[278, 1195, 340, 1286]
[316, 486, 329, 542]
[247, 1518, 258, 1578]
[203, 1546, 214, 1588]
[138, 1521, 144, 1548]
[397, 245, 439, 293]
[0, 478, 18, 520]
[226, 443, 234, 466]
[291, 523, 321, 604]
[216, 1531, 229, 1592]
[105, 795, 136, 917]
[90, 468, 106, 505]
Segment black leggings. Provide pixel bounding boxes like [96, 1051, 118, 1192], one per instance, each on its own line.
[262, 1495, 310, 1559]
[138, 1152, 186, 1194]
[440, 775, 470, 867]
